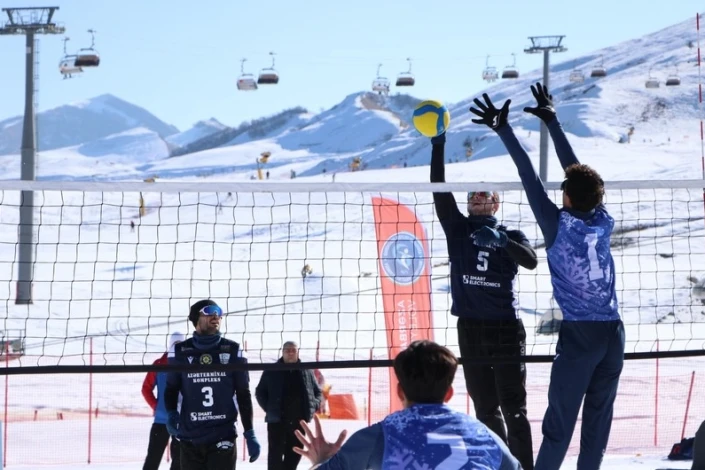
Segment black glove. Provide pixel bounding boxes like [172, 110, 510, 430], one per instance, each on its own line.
[431, 132, 446, 145]
[469, 93, 510, 131]
[523, 82, 556, 123]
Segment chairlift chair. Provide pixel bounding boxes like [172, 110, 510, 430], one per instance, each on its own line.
[58, 37, 83, 79]
[590, 55, 607, 78]
[236, 58, 258, 91]
[645, 67, 660, 89]
[257, 52, 279, 85]
[501, 53, 519, 79]
[395, 58, 415, 87]
[482, 56, 499, 82]
[74, 29, 100, 68]
[371, 64, 390, 94]
[569, 68, 584, 83]
[665, 65, 681, 86]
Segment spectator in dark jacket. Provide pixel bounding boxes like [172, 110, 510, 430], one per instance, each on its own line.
[256, 341, 322, 470]
[141, 332, 184, 470]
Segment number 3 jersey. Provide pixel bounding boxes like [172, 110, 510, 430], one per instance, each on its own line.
[381, 404, 504, 469]
[547, 206, 620, 321]
[166, 337, 252, 445]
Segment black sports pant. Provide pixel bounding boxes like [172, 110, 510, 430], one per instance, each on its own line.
[457, 317, 534, 470]
[180, 438, 237, 470]
[268, 420, 305, 470]
[143, 422, 181, 470]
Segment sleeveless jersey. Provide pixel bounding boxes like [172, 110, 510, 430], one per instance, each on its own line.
[546, 207, 620, 321]
[381, 404, 503, 469]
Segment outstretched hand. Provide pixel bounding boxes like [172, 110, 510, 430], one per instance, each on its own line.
[469, 94, 510, 131]
[294, 414, 348, 466]
[523, 82, 556, 123]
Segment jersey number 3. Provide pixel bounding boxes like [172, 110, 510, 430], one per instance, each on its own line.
[584, 233, 604, 281]
[202, 386, 214, 407]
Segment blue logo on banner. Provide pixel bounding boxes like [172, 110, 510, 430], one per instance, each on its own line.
[380, 232, 426, 285]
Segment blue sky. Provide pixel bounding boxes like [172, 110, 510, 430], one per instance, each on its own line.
[0, 0, 703, 131]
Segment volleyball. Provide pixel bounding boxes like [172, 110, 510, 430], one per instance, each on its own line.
[412, 100, 450, 138]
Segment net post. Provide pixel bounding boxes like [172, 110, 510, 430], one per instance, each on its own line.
[681, 371, 696, 440]
[654, 339, 659, 447]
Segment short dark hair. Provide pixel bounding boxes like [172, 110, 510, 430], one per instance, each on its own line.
[564, 163, 604, 212]
[393, 340, 458, 404]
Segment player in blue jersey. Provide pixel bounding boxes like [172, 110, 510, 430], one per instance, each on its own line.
[293, 340, 522, 470]
[164, 299, 261, 469]
[470, 83, 625, 470]
[430, 132, 537, 470]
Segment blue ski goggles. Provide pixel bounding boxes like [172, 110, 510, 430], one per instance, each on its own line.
[199, 305, 223, 317]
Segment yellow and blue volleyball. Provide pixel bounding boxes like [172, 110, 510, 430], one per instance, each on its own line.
[412, 100, 450, 138]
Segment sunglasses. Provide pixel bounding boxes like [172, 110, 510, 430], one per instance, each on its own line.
[199, 305, 223, 317]
[467, 191, 496, 201]
[560, 180, 567, 191]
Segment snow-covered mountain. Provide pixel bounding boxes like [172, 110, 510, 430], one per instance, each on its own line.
[165, 118, 228, 149]
[0, 94, 179, 156]
[0, 15, 700, 181]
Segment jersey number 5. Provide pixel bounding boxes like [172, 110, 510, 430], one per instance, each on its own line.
[202, 386, 214, 407]
[584, 233, 604, 281]
[476, 251, 489, 272]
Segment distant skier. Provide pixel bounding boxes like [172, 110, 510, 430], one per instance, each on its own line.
[130, 220, 135, 232]
[301, 264, 313, 279]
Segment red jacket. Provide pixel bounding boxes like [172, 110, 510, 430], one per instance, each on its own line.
[141, 353, 168, 421]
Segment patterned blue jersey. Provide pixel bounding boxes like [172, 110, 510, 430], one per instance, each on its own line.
[546, 206, 620, 321]
[381, 404, 503, 470]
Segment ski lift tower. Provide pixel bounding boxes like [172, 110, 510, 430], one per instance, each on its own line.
[524, 35, 567, 183]
[0, 7, 64, 304]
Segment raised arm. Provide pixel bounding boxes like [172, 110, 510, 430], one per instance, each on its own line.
[430, 133, 464, 227]
[523, 82, 579, 169]
[469, 94, 561, 247]
[495, 125, 560, 245]
[547, 119, 579, 169]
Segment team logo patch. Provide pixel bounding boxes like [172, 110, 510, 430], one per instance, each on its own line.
[380, 231, 426, 285]
[200, 354, 212, 365]
[216, 440, 234, 450]
[219, 353, 230, 364]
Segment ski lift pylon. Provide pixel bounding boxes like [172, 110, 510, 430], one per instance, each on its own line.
[58, 36, 83, 79]
[645, 66, 660, 89]
[395, 57, 415, 87]
[501, 53, 519, 79]
[237, 58, 258, 91]
[590, 55, 607, 78]
[257, 52, 279, 85]
[74, 29, 100, 68]
[482, 55, 499, 82]
[371, 63, 390, 94]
